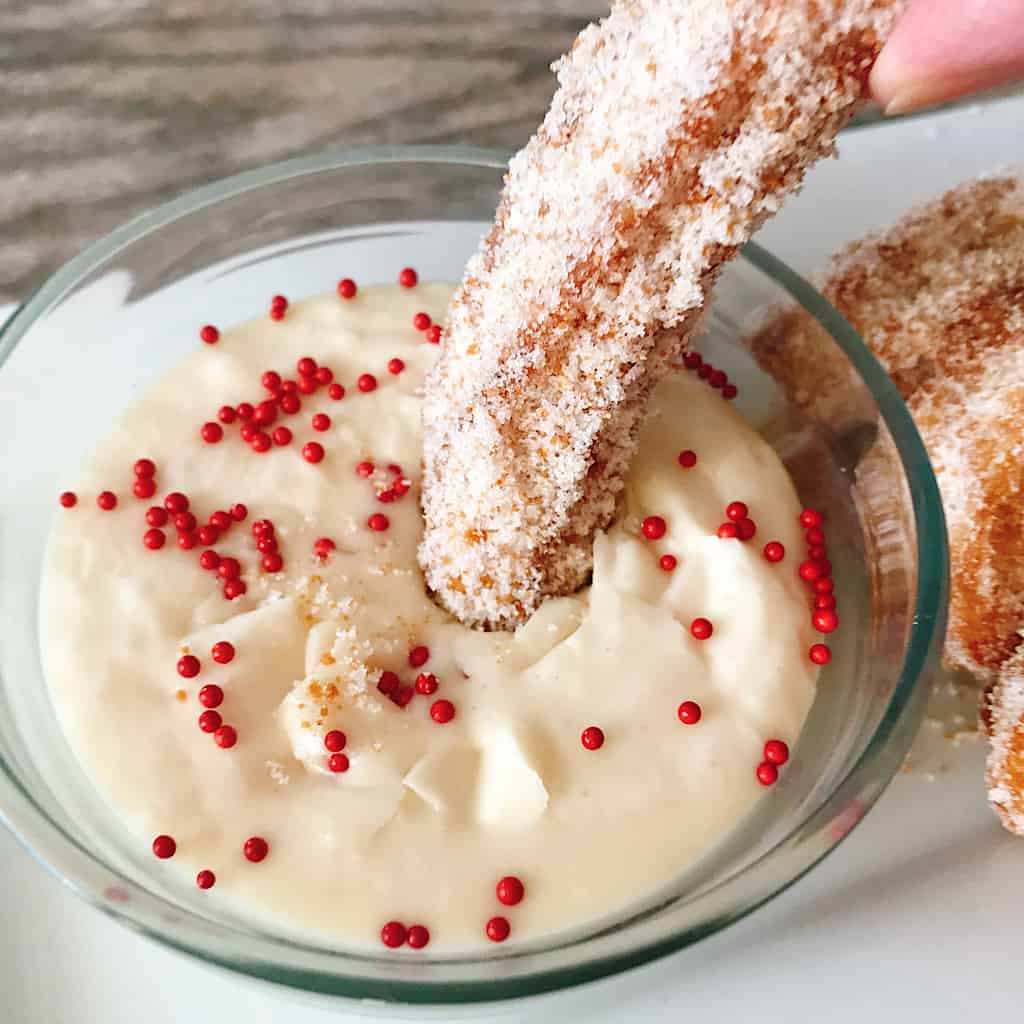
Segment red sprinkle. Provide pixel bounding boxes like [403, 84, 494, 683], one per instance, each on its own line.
[357, 374, 377, 393]
[152, 835, 176, 859]
[203, 423, 224, 445]
[272, 426, 292, 446]
[271, 294, 288, 313]
[324, 730, 347, 753]
[337, 278, 357, 299]
[814, 578, 835, 594]
[313, 537, 336, 560]
[262, 371, 282, 393]
[199, 684, 224, 708]
[254, 400, 278, 427]
[328, 382, 346, 400]
[722, 384, 738, 400]
[425, 324, 442, 344]
[407, 924, 430, 949]
[708, 369, 728, 389]
[726, 501, 748, 522]
[243, 836, 268, 862]
[302, 442, 325, 464]
[177, 531, 197, 550]
[659, 554, 678, 571]
[641, 515, 667, 540]
[146, 506, 169, 527]
[199, 550, 220, 571]
[815, 594, 837, 610]
[799, 509, 823, 529]
[215, 558, 239, 582]
[756, 762, 779, 786]
[59, 491, 78, 508]
[315, 366, 334, 386]
[250, 432, 272, 453]
[683, 351, 703, 370]
[678, 449, 698, 469]
[279, 393, 301, 415]
[218, 405, 237, 424]
[198, 710, 222, 733]
[387, 358, 405, 376]
[799, 560, 823, 583]
[223, 579, 247, 600]
[413, 312, 432, 331]
[398, 267, 418, 288]
[381, 921, 407, 948]
[393, 684, 415, 708]
[764, 739, 790, 765]
[312, 413, 331, 432]
[214, 724, 238, 749]
[134, 458, 156, 478]
[174, 512, 197, 533]
[210, 510, 232, 530]
[236, 402, 255, 421]
[328, 752, 350, 773]
[677, 700, 702, 725]
[197, 525, 220, 546]
[496, 876, 525, 907]
[199, 325, 220, 345]
[580, 726, 605, 750]
[690, 617, 713, 640]
[143, 528, 166, 550]
[409, 645, 430, 668]
[808, 545, 827, 560]
[97, 491, 117, 511]
[177, 655, 201, 679]
[297, 375, 318, 395]
[252, 518, 274, 537]
[809, 643, 832, 665]
[133, 478, 156, 499]
[196, 870, 216, 890]
[430, 699, 456, 724]
[261, 552, 283, 573]
[812, 609, 839, 634]
[485, 916, 511, 943]
[256, 535, 278, 554]
[736, 518, 757, 541]
[296, 356, 317, 378]
[367, 513, 389, 532]
[806, 527, 826, 546]
[377, 670, 400, 697]
[717, 522, 739, 540]
[356, 460, 375, 478]
[763, 541, 785, 563]
[165, 492, 189, 515]
[415, 673, 438, 695]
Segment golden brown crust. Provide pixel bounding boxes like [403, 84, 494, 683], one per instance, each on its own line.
[744, 172, 1024, 833]
[420, 0, 903, 629]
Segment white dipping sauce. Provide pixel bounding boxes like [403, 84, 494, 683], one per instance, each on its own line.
[42, 284, 818, 949]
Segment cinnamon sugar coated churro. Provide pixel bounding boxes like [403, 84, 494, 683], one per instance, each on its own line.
[743, 173, 1024, 834]
[420, 0, 905, 629]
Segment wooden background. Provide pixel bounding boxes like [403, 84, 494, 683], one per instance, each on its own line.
[0, 0, 606, 303]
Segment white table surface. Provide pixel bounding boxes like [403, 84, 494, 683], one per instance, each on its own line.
[5, 94, 1024, 1023]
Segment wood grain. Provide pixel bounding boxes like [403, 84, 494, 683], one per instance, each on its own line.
[0, 1, 606, 302]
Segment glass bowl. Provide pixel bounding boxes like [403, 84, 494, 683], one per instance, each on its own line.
[0, 146, 947, 1007]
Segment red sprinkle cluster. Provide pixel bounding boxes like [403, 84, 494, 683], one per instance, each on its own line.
[181, 649, 241, 748]
[717, 499, 757, 542]
[375, 646, 457, 719]
[323, 730, 350, 773]
[485, 874, 525, 942]
[796, 507, 837, 663]
[682, 350, 738, 400]
[252, 516, 284, 575]
[380, 920, 431, 950]
[756, 738, 790, 786]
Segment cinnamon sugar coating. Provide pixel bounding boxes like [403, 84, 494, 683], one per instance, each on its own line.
[744, 173, 1024, 834]
[420, 0, 903, 629]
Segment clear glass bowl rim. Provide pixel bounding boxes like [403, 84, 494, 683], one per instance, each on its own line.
[0, 144, 949, 1006]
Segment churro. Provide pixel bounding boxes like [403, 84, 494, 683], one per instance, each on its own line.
[420, 0, 904, 629]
